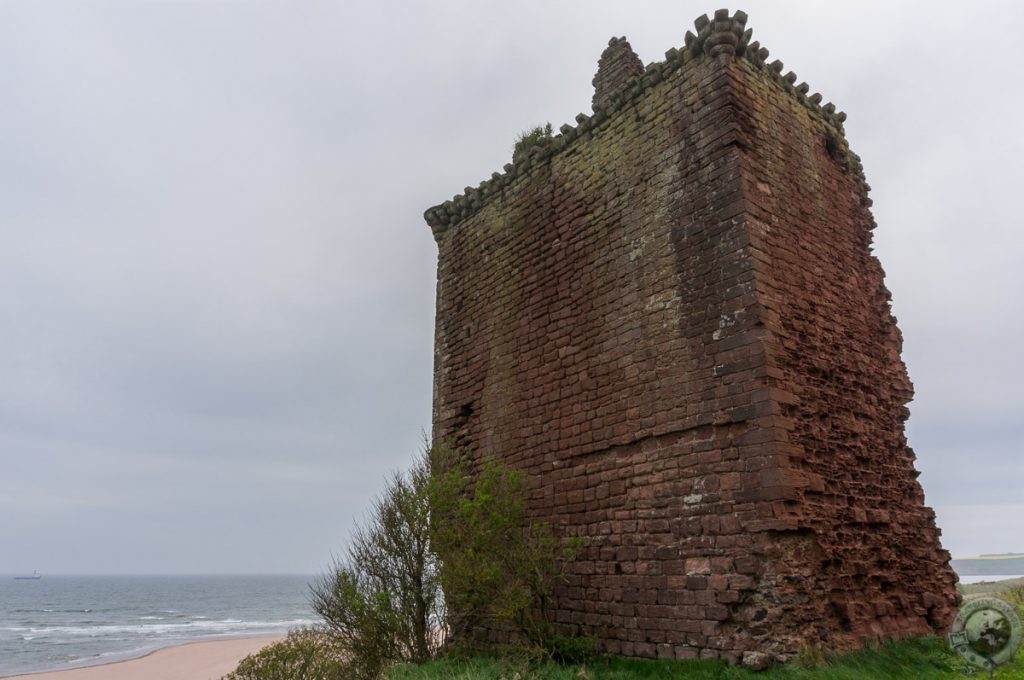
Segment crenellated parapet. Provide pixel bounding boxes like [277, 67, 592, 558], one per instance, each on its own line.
[684, 8, 751, 58]
[424, 9, 860, 236]
[592, 37, 645, 112]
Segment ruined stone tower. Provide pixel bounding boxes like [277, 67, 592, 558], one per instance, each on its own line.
[424, 9, 959, 665]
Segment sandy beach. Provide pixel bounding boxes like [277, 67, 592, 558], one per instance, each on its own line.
[6, 635, 282, 680]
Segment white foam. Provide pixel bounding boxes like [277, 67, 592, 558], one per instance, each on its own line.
[25, 618, 314, 638]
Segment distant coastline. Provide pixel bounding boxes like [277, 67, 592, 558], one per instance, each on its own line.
[951, 554, 1024, 577]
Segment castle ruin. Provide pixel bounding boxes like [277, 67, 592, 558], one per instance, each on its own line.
[424, 9, 960, 665]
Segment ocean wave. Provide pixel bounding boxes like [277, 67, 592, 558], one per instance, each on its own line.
[11, 608, 99, 614]
[0, 575, 316, 678]
[93, 644, 152, 660]
[24, 618, 315, 638]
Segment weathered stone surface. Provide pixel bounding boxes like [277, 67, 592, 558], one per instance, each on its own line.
[424, 8, 959, 664]
[592, 37, 644, 112]
[742, 651, 772, 670]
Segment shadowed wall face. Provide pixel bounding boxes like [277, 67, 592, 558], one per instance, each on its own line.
[426, 9, 958, 665]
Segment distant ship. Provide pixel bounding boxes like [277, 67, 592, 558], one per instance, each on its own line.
[14, 571, 42, 580]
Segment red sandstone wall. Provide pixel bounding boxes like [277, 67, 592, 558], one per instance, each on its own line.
[433, 55, 778, 661]
[730, 57, 960, 645]
[426, 10, 958, 665]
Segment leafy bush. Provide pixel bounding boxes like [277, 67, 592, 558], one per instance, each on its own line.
[229, 444, 586, 680]
[310, 451, 445, 679]
[222, 629, 347, 680]
[1001, 584, 1024, 622]
[544, 632, 600, 665]
[1001, 584, 1024, 607]
[429, 445, 584, 656]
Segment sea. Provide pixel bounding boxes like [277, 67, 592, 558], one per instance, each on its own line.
[957, 574, 1022, 584]
[0, 574, 316, 678]
[3, 572, 1018, 677]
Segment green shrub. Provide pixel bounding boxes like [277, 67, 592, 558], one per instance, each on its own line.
[1001, 584, 1024, 608]
[229, 444, 586, 680]
[429, 444, 585, 656]
[544, 632, 600, 665]
[222, 629, 347, 680]
[310, 450, 445, 679]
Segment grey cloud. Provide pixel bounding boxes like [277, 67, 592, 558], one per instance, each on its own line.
[0, 0, 1021, 572]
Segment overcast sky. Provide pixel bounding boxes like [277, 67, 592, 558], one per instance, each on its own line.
[1, 0, 1020, 575]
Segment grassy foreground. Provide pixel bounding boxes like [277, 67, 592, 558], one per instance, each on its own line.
[961, 577, 1024, 598]
[387, 636, 1024, 679]
[388, 579, 1024, 679]
[224, 580, 1024, 679]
